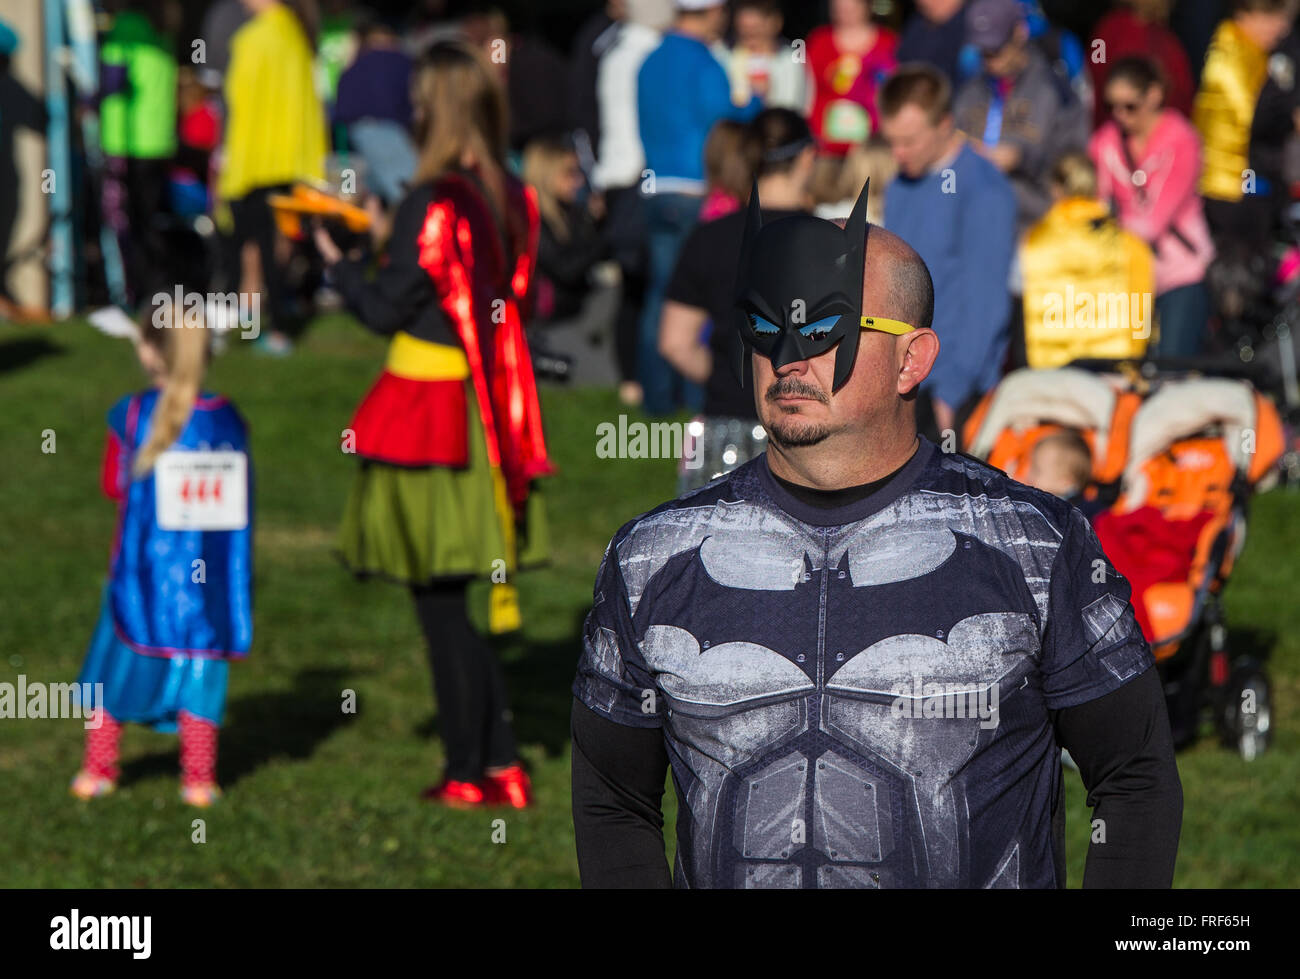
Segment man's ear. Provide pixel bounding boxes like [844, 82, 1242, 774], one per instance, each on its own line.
[898, 329, 939, 395]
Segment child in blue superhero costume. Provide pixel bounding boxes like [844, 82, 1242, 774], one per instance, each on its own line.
[71, 300, 252, 808]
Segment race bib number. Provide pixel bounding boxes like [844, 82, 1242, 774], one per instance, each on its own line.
[155, 450, 248, 531]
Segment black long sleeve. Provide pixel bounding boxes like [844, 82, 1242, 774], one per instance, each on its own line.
[1250, 31, 1300, 183]
[1052, 666, 1183, 888]
[329, 186, 458, 345]
[570, 697, 672, 888]
[537, 214, 609, 291]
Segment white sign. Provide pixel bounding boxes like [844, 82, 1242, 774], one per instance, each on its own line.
[155, 450, 248, 531]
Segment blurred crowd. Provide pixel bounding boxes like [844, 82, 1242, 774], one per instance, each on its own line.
[6, 0, 1300, 433]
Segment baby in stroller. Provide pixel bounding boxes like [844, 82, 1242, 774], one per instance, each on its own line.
[1022, 429, 1107, 519]
[964, 367, 1284, 758]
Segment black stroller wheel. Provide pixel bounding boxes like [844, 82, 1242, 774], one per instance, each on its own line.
[1220, 665, 1272, 761]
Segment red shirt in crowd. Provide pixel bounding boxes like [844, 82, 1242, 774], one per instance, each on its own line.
[180, 101, 221, 153]
[805, 23, 898, 155]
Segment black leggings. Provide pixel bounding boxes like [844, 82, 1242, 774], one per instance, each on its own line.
[103, 156, 170, 306]
[411, 579, 517, 782]
[229, 183, 297, 335]
[602, 184, 646, 383]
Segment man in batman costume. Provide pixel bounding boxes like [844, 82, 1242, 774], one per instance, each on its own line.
[570, 180, 1182, 889]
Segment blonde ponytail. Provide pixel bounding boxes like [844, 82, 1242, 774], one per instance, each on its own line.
[132, 320, 209, 478]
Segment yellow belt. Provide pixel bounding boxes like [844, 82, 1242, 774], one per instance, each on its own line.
[385, 332, 470, 380]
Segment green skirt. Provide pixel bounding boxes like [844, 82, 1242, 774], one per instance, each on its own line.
[337, 387, 549, 585]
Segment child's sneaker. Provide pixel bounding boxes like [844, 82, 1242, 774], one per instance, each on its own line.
[420, 778, 488, 808]
[482, 764, 534, 808]
[180, 782, 222, 808]
[70, 770, 117, 800]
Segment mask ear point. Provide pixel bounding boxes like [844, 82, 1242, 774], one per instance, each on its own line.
[735, 180, 768, 392]
[736, 179, 764, 301]
[742, 180, 763, 246]
[847, 177, 870, 237]
[845, 177, 870, 327]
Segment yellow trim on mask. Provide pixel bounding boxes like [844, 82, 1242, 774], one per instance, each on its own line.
[860, 316, 917, 335]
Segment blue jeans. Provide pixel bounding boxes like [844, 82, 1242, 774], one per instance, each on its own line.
[1153, 281, 1210, 358]
[348, 118, 417, 206]
[638, 191, 701, 415]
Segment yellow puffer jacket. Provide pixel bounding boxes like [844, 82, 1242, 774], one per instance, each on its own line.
[1193, 20, 1270, 203]
[1020, 198, 1155, 369]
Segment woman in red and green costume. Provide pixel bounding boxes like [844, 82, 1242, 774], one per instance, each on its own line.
[314, 41, 553, 808]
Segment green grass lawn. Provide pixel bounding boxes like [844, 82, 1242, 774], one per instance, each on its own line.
[1, 316, 1297, 887]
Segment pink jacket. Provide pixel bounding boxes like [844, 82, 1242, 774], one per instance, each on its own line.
[1089, 111, 1215, 294]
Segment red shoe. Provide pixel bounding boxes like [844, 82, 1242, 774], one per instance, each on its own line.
[483, 764, 534, 808]
[420, 778, 488, 808]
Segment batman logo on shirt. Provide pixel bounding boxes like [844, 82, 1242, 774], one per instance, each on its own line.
[633, 529, 1039, 680]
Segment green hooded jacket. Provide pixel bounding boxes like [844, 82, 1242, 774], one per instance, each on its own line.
[100, 11, 177, 159]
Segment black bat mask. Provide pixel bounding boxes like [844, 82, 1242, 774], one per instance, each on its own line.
[733, 178, 904, 393]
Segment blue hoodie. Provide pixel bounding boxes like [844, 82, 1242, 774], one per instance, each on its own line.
[637, 32, 761, 192]
[883, 142, 1017, 412]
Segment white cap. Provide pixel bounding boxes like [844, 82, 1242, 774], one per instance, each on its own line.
[676, 0, 726, 10]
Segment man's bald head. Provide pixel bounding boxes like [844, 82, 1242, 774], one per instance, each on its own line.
[862, 224, 935, 332]
[825, 218, 934, 332]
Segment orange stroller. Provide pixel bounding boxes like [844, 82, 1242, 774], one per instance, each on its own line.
[963, 367, 1285, 758]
